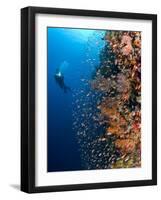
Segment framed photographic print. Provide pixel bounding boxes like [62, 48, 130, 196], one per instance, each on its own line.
[21, 6, 157, 193]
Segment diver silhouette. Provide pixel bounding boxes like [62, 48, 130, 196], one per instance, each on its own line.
[54, 69, 71, 93]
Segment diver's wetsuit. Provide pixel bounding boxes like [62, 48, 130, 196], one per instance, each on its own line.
[54, 73, 71, 93]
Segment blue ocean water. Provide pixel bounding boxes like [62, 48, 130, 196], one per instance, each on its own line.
[47, 27, 105, 172]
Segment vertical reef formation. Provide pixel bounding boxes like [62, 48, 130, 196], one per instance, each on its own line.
[73, 30, 141, 170]
[91, 31, 141, 168]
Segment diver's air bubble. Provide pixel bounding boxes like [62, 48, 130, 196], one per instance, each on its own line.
[59, 61, 69, 73]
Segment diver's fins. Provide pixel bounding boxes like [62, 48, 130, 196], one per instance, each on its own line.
[64, 86, 71, 93]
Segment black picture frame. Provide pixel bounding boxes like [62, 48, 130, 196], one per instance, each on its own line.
[21, 6, 157, 193]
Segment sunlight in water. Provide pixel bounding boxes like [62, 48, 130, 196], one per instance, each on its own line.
[64, 29, 95, 42]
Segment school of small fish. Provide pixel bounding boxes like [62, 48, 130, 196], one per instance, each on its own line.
[72, 30, 141, 170]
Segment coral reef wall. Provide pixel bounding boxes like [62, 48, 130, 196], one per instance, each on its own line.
[92, 31, 141, 168]
[73, 30, 141, 170]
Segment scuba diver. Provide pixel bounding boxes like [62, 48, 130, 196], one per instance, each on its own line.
[54, 68, 71, 93]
